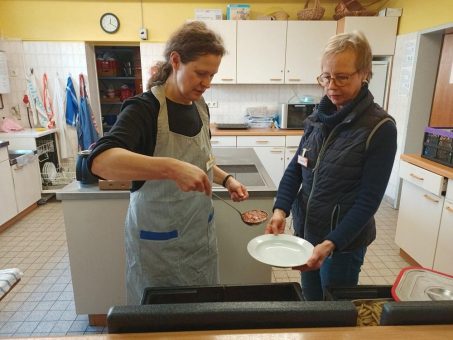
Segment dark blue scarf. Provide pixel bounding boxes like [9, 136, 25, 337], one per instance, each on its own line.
[316, 84, 369, 128]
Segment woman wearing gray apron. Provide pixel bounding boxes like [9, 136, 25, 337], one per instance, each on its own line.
[89, 22, 249, 304]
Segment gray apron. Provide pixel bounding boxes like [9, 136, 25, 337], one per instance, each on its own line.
[125, 85, 218, 304]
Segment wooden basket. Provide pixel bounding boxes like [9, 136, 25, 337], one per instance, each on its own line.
[333, 0, 380, 20]
[297, 0, 325, 21]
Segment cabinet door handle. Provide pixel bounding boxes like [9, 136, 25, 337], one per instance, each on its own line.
[424, 194, 439, 203]
[287, 78, 301, 81]
[211, 140, 219, 144]
[269, 78, 282, 81]
[270, 148, 283, 153]
[446, 206, 453, 213]
[256, 140, 270, 144]
[220, 78, 234, 81]
[410, 173, 424, 180]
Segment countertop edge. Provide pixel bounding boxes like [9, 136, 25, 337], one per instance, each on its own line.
[211, 126, 303, 136]
[0, 128, 58, 138]
[401, 154, 453, 179]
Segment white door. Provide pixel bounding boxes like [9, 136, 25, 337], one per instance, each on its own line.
[237, 21, 287, 84]
[285, 21, 337, 84]
[204, 20, 237, 84]
[0, 159, 18, 225]
[433, 200, 453, 275]
[395, 181, 444, 268]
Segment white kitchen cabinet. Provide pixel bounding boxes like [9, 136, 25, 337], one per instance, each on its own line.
[0, 147, 17, 226]
[211, 136, 236, 148]
[336, 16, 398, 56]
[237, 21, 287, 84]
[285, 21, 337, 84]
[395, 160, 449, 269]
[284, 135, 301, 170]
[395, 179, 444, 268]
[11, 155, 42, 213]
[237, 136, 285, 187]
[433, 199, 453, 275]
[204, 20, 237, 84]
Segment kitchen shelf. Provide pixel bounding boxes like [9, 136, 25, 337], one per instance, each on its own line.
[95, 45, 143, 135]
[98, 76, 136, 80]
[100, 101, 123, 105]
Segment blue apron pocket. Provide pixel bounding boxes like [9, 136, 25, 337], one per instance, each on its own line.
[140, 229, 178, 241]
[208, 209, 214, 223]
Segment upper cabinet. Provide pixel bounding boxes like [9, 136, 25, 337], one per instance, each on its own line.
[285, 21, 337, 84]
[337, 16, 398, 56]
[209, 20, 336, 85]
[236, 21, 287, 84]
[204, 20, 237, 84]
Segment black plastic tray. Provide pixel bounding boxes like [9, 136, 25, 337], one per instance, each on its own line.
[324, 285, 393, 301]
[141, 282, 304, 305]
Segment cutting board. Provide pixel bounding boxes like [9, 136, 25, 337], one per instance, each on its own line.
[98, 180, 132, 190]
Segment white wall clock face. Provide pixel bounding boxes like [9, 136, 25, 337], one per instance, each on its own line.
[100, 13, 120, 34]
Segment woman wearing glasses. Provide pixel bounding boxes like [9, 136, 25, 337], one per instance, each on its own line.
[265, 31, 397, 301]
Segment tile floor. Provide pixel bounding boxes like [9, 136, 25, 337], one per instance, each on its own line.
[0, 200, 410, 338]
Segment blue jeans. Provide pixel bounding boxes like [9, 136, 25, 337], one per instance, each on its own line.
[301, 246, 367, 301]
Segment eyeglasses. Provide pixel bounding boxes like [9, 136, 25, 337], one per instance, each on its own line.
[317, 71, 358, 87]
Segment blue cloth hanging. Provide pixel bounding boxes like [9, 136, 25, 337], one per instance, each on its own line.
[77, 74, 99, 150]
[65, 76, 78, 126]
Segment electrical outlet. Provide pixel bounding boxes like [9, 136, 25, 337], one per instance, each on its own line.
[206, 100, 218, 108]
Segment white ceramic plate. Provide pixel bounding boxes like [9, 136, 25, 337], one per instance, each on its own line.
[43, 162, 57, 181]
[247, 234, 314, 268]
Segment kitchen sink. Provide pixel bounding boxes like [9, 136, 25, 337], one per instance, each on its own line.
[216, 164, 265, 187]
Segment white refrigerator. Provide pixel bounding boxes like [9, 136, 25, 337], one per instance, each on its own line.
[369, 60, 389, 108]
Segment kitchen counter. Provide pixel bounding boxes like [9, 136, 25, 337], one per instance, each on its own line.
[15, 325, 453, 339]
[401, 154, 453, 179]
[57, 148, 276, 320]
[211, 124, 303, 136]
[0, 127, 57, 139]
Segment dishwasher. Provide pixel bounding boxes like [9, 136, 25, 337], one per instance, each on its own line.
[9, 149, 42, 212]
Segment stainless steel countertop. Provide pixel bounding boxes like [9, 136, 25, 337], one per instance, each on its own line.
[57, 148, 276, 200]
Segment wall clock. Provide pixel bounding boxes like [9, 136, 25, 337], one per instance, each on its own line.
[100, 13, 120, 34]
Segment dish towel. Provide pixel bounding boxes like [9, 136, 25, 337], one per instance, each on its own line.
[53, 75, 74, 159]
[0, 268, 23, 301]
[26, 74, 49, 128]
[77, 74, 99, 150]
[65, 76, 79, 126]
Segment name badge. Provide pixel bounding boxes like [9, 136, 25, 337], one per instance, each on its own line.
[298, 155, 308, 167]
[206, 153, 215, 171]
[297, 148, 309, 168]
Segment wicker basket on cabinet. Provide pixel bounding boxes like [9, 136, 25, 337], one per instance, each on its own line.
[297, 0, 325, 20]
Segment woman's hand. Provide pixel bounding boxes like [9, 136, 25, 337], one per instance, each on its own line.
[225, 177, 249, 202]
[171, 160, 212, 196]
[292, 240, 335, 272]
[264, 209, 286, 235]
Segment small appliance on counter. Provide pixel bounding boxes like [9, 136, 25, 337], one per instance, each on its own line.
[276, 103, 316, 129]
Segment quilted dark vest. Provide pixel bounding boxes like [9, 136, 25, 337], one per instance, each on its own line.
[298, 92, 394, 250]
